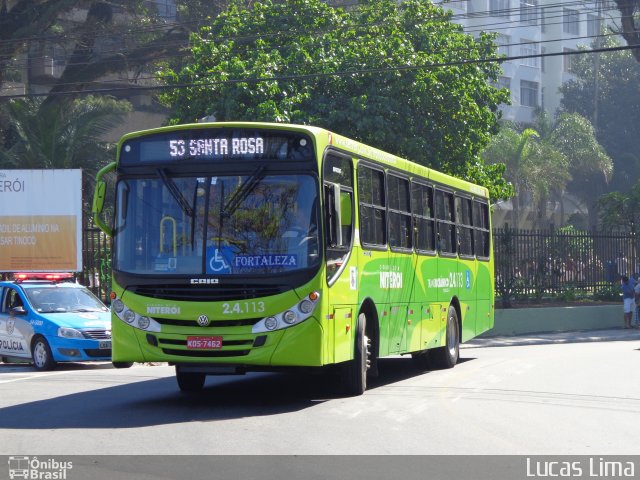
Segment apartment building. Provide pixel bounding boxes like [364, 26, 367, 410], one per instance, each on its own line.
[441, 0, 618, 123]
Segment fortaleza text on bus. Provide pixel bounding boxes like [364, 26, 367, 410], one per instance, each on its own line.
[169, 137, 264, 158]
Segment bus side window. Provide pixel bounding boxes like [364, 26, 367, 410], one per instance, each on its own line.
[358, 165, 386, 247]
[412, 182, 436, 253]
[456, 195, 474, 257]
[436, 189, 456, 255]
[473, 200, 491, 259]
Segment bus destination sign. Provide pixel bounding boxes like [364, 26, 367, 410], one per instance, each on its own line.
[119, 128, 314, 165]
[169, 137, 263, 158]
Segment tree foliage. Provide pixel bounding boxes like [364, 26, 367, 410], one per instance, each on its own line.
[598, 183, 640, 232]
[0, 95, 131, 202]
[159, 0, 511, 200]
[482, 111, 610, 228]
[612, 0, 640, 63]
[559, 36, 640, 194]
[482, 124, 569, 228]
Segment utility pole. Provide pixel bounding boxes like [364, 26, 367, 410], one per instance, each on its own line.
[593, 0, 603, 133]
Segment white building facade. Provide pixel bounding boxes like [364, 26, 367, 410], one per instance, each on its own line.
[441, 0, 618, 123]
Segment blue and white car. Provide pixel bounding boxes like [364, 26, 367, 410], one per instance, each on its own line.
[0, 273, 111, 371]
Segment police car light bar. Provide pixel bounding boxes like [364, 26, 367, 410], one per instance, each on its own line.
[14, 273, 74, 281]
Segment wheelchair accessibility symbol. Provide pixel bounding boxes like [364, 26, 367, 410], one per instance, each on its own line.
[206, 247, 232, 274]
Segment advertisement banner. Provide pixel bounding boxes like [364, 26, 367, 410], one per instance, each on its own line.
[0, 169, 82, 272]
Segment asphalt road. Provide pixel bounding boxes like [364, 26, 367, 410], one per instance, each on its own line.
[1, 328, 639, 456]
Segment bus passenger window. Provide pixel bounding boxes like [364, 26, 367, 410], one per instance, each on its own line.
[412, 182, 435, 253]
[358, 166, 386, 247]
[436, 189, 456, 255]
[388, 174, 412, 251]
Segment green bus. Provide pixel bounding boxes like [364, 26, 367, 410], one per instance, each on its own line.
[92, 122, 494, 394]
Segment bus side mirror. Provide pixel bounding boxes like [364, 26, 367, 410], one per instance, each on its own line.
[92, 162, 116, 236]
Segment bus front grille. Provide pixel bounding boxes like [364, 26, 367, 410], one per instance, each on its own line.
[153, 317, 261, 327]
[128, 284, 285, 302]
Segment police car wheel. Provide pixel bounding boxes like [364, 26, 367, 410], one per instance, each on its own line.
[31, 337, 56, 371]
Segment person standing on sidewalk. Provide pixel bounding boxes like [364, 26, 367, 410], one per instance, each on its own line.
[634, 274, 640, 328]
[621, 275, 635, 329]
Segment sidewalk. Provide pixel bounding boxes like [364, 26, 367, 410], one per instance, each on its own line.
[463, 327, 640, 348]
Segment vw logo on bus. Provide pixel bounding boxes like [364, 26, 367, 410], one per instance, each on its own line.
[197, 315, 210, 327]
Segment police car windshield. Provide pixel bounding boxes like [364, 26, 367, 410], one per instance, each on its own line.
[24, 286, 108, 314]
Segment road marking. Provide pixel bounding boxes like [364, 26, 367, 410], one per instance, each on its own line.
[0, 370, 72, 384]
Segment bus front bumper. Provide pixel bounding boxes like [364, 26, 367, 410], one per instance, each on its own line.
[111, 316, 325, 368]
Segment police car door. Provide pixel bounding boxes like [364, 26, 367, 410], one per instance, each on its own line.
[0, 287, 32, 359]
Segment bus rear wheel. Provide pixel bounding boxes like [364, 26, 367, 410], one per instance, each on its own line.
[176, 367, 206, 392]
[341, 312, 370, 396]
[430, 305, 459, 369]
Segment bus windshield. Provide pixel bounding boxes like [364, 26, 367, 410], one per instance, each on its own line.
[114, 173, 320, 275]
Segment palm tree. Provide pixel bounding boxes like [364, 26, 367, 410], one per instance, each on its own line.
[547, 113, 613, 228]
[0, 95, 131, 212]
[482, 124, 569, 228]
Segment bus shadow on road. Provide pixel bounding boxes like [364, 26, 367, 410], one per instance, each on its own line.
[0, 356, 475, 430]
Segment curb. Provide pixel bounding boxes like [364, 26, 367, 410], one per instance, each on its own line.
[463, 327, 640, 348]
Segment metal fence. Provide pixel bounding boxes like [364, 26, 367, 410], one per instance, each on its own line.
[79, 225, 636, 305]
[80, 225, 111, 302]
[494, 226, 636, 306]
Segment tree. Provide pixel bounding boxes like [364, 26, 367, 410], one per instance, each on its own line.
[612, 0, 640, 63]
[159, 0, 511, 200]
[546, 113, 613, 227]
[483, 124, 570, 229]
[0, 95, 131, 210]
[0, 0, 189, 156]
[598, 182, 640, 233]
[559, 36, 640, 194]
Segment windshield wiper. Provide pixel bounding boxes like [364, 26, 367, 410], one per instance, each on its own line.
[222, 166, 266, 218]
[157, 168, 195, 218]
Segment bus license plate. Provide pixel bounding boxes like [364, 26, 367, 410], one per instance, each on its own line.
[99, 340, 111, 349]
[187, 336, 223, 349]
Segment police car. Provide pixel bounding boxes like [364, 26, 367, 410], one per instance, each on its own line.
[0, 273, 111, 370]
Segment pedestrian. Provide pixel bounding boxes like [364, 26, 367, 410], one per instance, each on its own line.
[634, 274, 640, 328]
[621, 275, 635, 329]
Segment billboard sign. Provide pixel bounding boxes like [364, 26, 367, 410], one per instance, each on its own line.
[0, 169, 82, 272]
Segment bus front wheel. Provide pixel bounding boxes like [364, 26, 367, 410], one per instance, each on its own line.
[176, 367, 206, 392]
[341, 312, 370, 396]
[112, 361, 134, 369]
[431, 305, 460, 369]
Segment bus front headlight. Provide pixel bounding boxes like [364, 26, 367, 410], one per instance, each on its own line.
[252, 291, 320, 333]
[111, 295, 161, 333]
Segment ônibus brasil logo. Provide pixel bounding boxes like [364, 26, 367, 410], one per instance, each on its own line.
[8, 456, 72, 480]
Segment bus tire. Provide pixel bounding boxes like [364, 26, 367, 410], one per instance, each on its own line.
[430, 305, 459, 369]
[31, 336, 57, 371]
[411, 351, 431, 370]
[176, 368, 206, 392]
[341, 312, 370, 396]
[112, 361, 134, 369]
